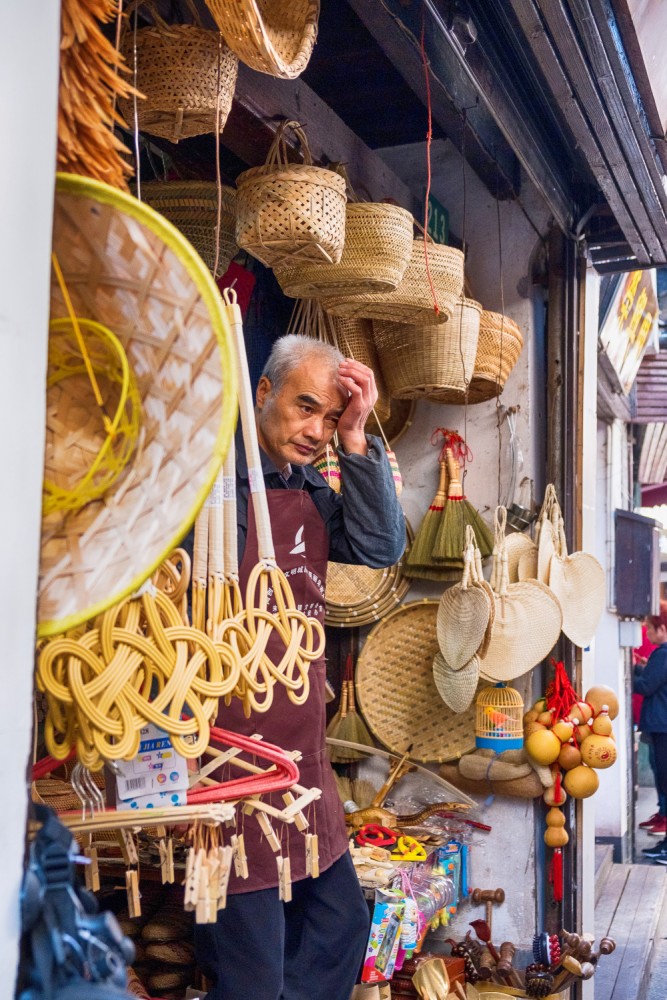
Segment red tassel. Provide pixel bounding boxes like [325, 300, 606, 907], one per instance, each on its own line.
[554, 770, 563, 805]
[546, 659, 579, 720]
[549, 848, 564, 903]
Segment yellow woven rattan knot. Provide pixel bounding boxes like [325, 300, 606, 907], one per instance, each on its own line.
[37, 589, 241, 771]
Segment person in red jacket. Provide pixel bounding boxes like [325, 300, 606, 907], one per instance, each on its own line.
[635, 603, 667, 861]
[634, 625, 665, 835]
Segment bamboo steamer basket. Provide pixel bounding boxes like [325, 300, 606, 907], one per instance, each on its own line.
[322, 238, 464, 326]
[40, 174, 236, 637]
[373, 297, 482, 401]
[119, 21, 238, 143]
[235, 120, 347, 268]
[468, 311, 523, 403]
[274, 202, 414, 298]
[205, 0, 319, 79]
[140, 181, 238, 278]
[355, 600, 489, 762]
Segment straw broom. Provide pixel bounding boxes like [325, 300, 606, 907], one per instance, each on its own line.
[327, 654, 374, 762]
[433, 448, 493, 566]
[404, 461, 450, 579]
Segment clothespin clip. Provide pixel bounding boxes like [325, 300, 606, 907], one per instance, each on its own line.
[156, 826, 175, 884]
[305, 833, 319, 879]
[81, 833, 100, 893]
[116, 829, 138, 866]
[277, 856, 292, 902]
[196, 851, 212, 924]
[218, 845, 233, 910]
[256, 812, 281, 852]
[231, 833, 249, 879]
[282, 792, 309, 832]
[126, 869, 141, 918]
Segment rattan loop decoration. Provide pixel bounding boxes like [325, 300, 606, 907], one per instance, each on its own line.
[217, 288, 326, 715]
[205, 0, 320, 79]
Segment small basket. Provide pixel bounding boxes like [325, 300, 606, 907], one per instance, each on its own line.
[205, 0, 319, 79]
[321, 238, 464, 326]
[118, 22, 238, 142]
[274, 201, 414, 298]
[235, 120, 347, 268]
[468, 311, 524, 403]
[372, 297, 482, 400]
[140, 181, 238, 277]
[475, 684, 524, 751]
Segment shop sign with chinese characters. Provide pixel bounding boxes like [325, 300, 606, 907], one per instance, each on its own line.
[599, 269, 659, 394]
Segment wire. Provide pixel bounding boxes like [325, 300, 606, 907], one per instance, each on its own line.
[419, 10, 440, 318]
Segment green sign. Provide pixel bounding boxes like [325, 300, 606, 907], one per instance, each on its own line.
[425, 192, 449, 245]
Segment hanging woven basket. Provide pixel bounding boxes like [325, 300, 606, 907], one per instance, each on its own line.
[118, 22, 238, 142]
[372, 297, 482, 401]
[274, 201, 414, 299]
[140, 180, 238, 278]
[235, 120, 347, 268]
[321, 238, 464, 326]
[467, 311, 524, 403]
[205, 0, 320, 79]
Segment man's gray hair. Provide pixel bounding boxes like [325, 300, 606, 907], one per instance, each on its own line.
[261, 334, 345, 391]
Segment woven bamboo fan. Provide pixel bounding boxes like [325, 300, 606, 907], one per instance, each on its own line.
[478, 508, 562, 683]
[140, 181, 238, 278]
[274, 202, 414, 298]
[356, 601, 488, 762]
[40, 173, 237, 637]
[205, 0, 319, 79]
[235, 120, 347, 268]
[321, 239, 464, 326]
[118, 12, 238, 142]
[373, 297, 482, 401]
[325, 521, 413, 628]
[467, 311, 524, 403]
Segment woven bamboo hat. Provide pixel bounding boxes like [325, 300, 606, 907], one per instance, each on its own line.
[433, 651, 480, 714]
[479, 509, 563, 682]
[356, 600, 489, 762]
[40, 173, 237, 637]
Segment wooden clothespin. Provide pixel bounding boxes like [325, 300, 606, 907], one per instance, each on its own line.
[218, 845, 233, 911]
[305, 833, 320, 879]
[81, 833, 100, 893]
[231, 832, 249, 879]
[256, 812, 281, 853]
[277, 856, 292, 902]
[115, 829, 138, 866]
[282, 792, 309, 832]
[157, 825, 174, 884]
[126, 869, 141, 918]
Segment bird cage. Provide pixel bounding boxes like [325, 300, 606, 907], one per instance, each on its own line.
[475, 684, 524, 751]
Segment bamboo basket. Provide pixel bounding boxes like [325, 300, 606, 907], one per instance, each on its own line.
[274, 202, 414, 298]
[119, 22, 238, 142]
[372, 297, 482, 401]
[235, 120, 347, 268]
[365, 397, 415, 445]
[467, 311, 524, 403]
[321, 238, 464, 326]
[140, 181, 238, 278]
[205, 0, 319, 79]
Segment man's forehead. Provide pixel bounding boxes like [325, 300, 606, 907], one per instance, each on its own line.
[283, 361, 346, 400]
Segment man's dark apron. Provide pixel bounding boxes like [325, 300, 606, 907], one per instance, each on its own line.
[217, 489, 350, 893]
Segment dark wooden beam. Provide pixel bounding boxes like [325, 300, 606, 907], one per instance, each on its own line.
[345, 0, 520, 201]
[530, 0, 666, 264]
[505, 0, 649, 265]
[571, 0, 667, 253]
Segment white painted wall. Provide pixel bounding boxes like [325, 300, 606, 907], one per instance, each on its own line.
[593, 421, 632, 844]
[0, 2, 60, 992]
[377, 141, 551, 947]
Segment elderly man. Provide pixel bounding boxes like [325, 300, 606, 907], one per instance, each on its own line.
[194, 334, 405, 1000]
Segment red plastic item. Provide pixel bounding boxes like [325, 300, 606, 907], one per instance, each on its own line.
[187, 726, 300, 804]
[355, 824, 398, 848]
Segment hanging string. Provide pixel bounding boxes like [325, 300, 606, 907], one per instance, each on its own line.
[213, 31, 224, 281]
[495, 187, 506, 505]
[419, 12, 440, 318]
[131, 5, 141, 200]
[431, 427, 472, 465]
[458, 109, 470, 488]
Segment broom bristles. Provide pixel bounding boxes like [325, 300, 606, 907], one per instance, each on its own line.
[433, 500, 494, 564]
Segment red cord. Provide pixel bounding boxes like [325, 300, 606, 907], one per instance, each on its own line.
[420, 14, 440, 317]
[431, 428, 473, 465]
[549, 848, 564, 903]
[545, 659, 579, 720]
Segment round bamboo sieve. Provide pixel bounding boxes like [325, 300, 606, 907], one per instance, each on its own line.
[355, 600, 489, 762]
[40, 174, 237, 637]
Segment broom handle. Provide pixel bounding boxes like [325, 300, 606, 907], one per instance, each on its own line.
[435, 461, 448, 503]
[339, 681, 349, 719]
[347, 678, 357, 713]
[223, 289, 276, 566]
[445, 448, 463, 499]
